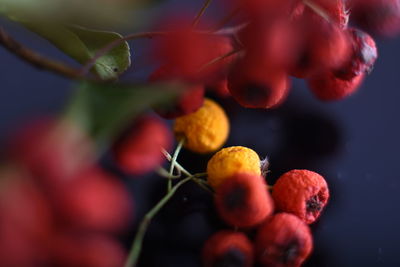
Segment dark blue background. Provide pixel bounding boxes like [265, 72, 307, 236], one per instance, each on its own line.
[1, 2, 400, 265]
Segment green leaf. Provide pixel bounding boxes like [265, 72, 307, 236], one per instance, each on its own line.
[22, 23, 131, 80]
[65, 81, 182, 151]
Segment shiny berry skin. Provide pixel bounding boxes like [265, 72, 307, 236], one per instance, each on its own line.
[272, 170, 329, 224]
[149, 66, 205, 119]
[202, 230, 254, 267]
[352, 0, 400, 37]
[215, 173, 274, 228]
[114, 115, 172, 175]
[228, 59, 289, 109]
[307, 71, 365, 101]
[55, 167, 133, 232]
[256, 213, 313, 267]
[335, 28, 378, 80]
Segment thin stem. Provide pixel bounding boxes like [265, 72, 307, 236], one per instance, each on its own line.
[156, 167, 180, 179]
[162, 149, 192, 177]
[192, 0, 213, 28]
[197, 48, 242, 73]
[79, 31, 167, 77]
[124, 176, 193, 267]
[302, 0, 331, 23]
[213, 6, 241, 31]
[168, 139, 185, 191]
[0, 27, 82, 80]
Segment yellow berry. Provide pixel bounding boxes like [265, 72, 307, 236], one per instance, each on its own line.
[207, 146, 261, 189]
[173, 98, 229, 154]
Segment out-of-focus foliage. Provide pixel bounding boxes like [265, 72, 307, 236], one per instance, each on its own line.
[66, 82, 182, 151]
[23, 23, 131, 80]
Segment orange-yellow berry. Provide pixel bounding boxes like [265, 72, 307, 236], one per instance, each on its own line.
[207, 146, 261, 189]
[173, 98, 229, 154]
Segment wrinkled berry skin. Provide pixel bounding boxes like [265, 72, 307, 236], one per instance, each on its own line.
[352, 0, 400, 37]
[215, 173, 274, 228]
[55, 167, 133, 233]
[308, 71, 365, 101]
[114, 115, 172, 175]
[202, 230, 254, 267]
[149, 67, 205, 119]
[256, 213, 313, 267]
[272, 170, 329, 224]
[228, 60, 289, 109]
[335, 28, 378, 80]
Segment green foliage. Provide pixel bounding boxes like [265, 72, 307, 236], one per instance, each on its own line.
[66, 81, 181, 151]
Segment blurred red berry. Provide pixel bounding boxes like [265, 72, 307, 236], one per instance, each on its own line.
[149, 66, 205, 119]
[51, 233, 126, 267]
[9, 118, 94, 187]
[334, 28, 378, 80]
[308, 71, 365, 101]
[153, 31, 234, 81]
[352, 0, 400, 37]
[272, 170, 329, 224]
[215, 173, 274, 228]
[0, 167, 54, 265]
[256, 213, 313, 267]
[202, 230, 254, 267]
[228, 59, 289, 109]
[114, 115, 172, 175]
[291, 20, 351, 78]
[55, 167, 133, 232]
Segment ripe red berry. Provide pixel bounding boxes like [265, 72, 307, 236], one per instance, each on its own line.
[214, 172, 274, 228]
[255, 213, 313, 267]
[0, 168, 53, 266]
[304, 0, 349, 28]
[334, 28, 378, 80]
[9, 118, 94, 187]
[113, 115, 172, 175]
[352, 0, 400, 37]
[202, 230, 254, 267]
[55, 167, 133, 232]
[51, 233, 126, 267]
[272, 170, 329, 224]
[291, 20, 351, 78]
[227, 59, 289, 109]
[149, 66, 205, 119]
[307, 71, 365, 101]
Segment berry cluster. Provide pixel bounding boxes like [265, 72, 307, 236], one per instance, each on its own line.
[1, 118, 133, 266]
[146, 0, 389, 115]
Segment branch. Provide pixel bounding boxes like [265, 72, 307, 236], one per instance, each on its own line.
[0, 27, 81, 80]
[192, 0, 213, 28]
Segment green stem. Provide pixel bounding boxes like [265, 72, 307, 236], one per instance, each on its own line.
[192, 0, 213, 28]
[162, 149, 192, 177]
[124, 176, 193, 267]
[168, 139, 185, 191]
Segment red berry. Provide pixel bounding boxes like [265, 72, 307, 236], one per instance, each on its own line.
[51, 233, 126, 267]
[334, 28, 378, 80]
[307, 71, 365, 101]
[0, 168, 53, 266]
[352, 0, 400, 37]
[9, 118, 94, 186]
[227, 59, 289, 109]
[291, 20, 351, 78]
[214, 172, 274, 228]
[272, 170, 329, 224]
[149, 66, 205, 119]
[114, 115, 172, 175]
[55, 167, 133, 232]
[202, 230, 254, 267]
[256, 213, 313, 267]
